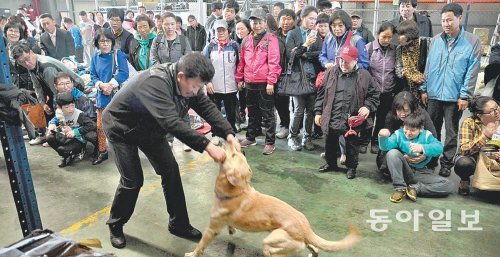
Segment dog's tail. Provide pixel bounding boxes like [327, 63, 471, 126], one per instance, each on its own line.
[307, 225, 361, 252]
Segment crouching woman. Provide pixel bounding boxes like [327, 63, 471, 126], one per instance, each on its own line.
[454, 96, 500, 195]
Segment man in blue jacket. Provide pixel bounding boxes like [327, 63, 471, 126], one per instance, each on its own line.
[421, 3, 481, 177]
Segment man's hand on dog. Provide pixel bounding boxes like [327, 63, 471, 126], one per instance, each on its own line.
[205, 134, 241, 163]
[226, 134, 241, 152]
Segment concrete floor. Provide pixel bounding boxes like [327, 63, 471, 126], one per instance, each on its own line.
[1, 131, 499, 257]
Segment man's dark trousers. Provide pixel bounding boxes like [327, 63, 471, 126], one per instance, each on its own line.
[106, 136, 190, 227]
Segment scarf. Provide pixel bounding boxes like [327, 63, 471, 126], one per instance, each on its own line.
[136, 33, 155, 70]
[216, 37, 229, 53]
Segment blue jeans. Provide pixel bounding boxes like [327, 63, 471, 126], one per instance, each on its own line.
[386, 149, 453, 196]
[289, 93, 316, 140]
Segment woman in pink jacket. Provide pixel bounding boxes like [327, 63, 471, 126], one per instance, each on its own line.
[235, 8, 281, 155]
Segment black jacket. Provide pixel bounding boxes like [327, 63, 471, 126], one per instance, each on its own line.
[285, 26, 322, 80]
[391, 13, 433, 45]
[115, 29, 135, 55]
[40, 28, 75, 60]
[128, 37, 154, 71]
[384, 107, 437, 135]
[356, 25, 375, 44]
[102, 63, 234, 152]
[186, 25, 207, 51]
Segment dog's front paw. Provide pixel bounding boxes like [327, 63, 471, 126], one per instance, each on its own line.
[184, 252, 198, 257]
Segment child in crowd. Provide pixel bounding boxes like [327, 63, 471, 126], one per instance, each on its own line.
[379, 111, 453, 203]
[46, 92, 97, 168]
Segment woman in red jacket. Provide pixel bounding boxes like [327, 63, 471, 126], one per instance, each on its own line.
[235, 8, 281, 155]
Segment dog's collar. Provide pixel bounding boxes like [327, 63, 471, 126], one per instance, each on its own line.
[215, 191, 244, 200]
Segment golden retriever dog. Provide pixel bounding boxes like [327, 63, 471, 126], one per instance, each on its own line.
[185, 143, 361, 257]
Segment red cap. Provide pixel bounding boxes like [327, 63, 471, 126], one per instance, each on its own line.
[339, 45, 359, 63]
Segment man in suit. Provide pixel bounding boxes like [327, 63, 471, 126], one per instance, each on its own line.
[39, 13, 75, 61]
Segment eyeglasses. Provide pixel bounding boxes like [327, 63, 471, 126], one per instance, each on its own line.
[98, 39, 112, 44]
[7, 29, 20, 34]
[16, 52, 32, 65]
[483, 106, 500, 115]
[56, 81, 73, 87]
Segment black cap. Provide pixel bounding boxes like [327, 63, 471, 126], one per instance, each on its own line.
[56, 92, 74, 106]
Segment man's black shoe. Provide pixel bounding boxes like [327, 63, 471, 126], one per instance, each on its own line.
[359, 146, 368, 154]
[346, 168, 356, 179]
[168, 224, 202, 241]
[109, 224, 126, 249]
[370, 144, 379, 154]
[318, 163, 342, 173]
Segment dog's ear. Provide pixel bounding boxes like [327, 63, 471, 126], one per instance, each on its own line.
[226, 168, 243, 187]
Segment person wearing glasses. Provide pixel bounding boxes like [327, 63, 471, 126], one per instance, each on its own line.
[11, 41, 86, 145]
[90, 28, 130, 165]
[454, 96, 500, 195]
[107, 8, 135, 55]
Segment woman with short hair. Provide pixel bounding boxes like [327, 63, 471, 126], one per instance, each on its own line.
[90, 28, 129, 165]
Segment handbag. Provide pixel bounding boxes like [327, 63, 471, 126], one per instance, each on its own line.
[276, 48, 316, 96]
[472, 152, 500, 191]
[21, 103, 46, 129]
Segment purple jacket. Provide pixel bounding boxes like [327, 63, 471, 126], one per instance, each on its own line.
[366, 40, 397, 93]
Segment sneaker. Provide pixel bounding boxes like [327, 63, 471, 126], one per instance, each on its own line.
[302, 138, 315, 151]
[340, 154, 346, 165]
[406, 186, 417, 202]
[42, 142, 50, 147]
[346, 168, 356, 179]
[23, 135, 29, 140]
[77, 148, 86, 161]
[210, 136, 221, 146]
[370, 144, 379, 154]
[288, 137, 302, 151]
[359, 146, 367, 154]
[439, 167, 451, 177]
[311, 132, 323, 139]
[458, 180, 470, 196]
[240, 138, 257, 148]
[263, 144, 276, 155]
[29, 137, 45, 145]
[183, 143, 192, 152]
[276, 127, 289, 139]
[390, 189, 406, 203]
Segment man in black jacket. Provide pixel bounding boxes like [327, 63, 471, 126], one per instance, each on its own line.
[102, 53, 241, 249]
[186, 15, 207, 52]
[391, 0, 432, 45]
[39, 13, 75, 60]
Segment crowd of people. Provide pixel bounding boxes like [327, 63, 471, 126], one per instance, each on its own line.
[2, 0, 500, 244]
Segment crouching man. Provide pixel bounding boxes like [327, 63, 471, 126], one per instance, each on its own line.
[47, 92, 97, 167]
[102, 53, 241, 249]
